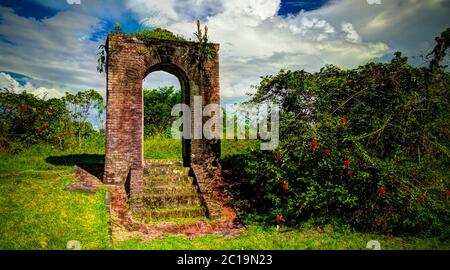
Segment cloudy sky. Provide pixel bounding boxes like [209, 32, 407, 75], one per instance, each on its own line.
[0, 0, 449, 104]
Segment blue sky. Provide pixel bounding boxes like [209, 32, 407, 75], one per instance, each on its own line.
[0, 0, 449, 104]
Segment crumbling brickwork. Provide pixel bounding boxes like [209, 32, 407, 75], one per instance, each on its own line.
[103, 34, 221, 215]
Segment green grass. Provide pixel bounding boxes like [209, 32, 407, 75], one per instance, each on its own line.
[115, 225, 449, 250]
[133, 28, 186, 41]
[0, 170, 110, 250]
[0, 136, 448, 250]
[144, 134, 182, 160]
[0, 139, 105, 171]
[143, 135, 260, 160]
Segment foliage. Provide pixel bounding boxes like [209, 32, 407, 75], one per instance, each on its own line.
[427, 27, 450, 72]
[143, 86, 181, 136]
[116, 224, 449, 250]
[0, 89, 104, 153]
[244, 29, 450, 237]
[194, 20, 216, 69]
[144, 133, 182, 160]
[0, 91, 67, 152]
[114, 21, 121, 33]
[134, 28, 186, 41]
[64, 89, 105, 146]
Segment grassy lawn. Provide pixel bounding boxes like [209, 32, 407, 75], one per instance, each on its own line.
[0, 137, 448, 250]
[116, 225, 449, 250]
[0, 170, 109, 250]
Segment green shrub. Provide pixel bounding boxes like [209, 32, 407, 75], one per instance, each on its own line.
[134, 28, 186, 41]
[244, 29, 450, 237]
[0, 89, 104, 153]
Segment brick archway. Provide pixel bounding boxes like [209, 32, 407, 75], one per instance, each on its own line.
[145, 63, 192, 167]
[103, 34, 223, 217]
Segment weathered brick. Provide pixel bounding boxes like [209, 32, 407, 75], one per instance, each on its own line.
[104, 34, 222, 217]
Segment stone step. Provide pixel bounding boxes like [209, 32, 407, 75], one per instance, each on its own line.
[145, 160, 183, 167]
[139, 161, 207, 223]
[144, 175, 194, 186]
[143, 205, 206, 219]
[143, 193, 203, 208]
[144, 166, 190, 176]
[140, 216, 209, 226]
[144, 184, 198, 195]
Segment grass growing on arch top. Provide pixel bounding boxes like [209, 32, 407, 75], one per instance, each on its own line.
[133, 28, 187, 42]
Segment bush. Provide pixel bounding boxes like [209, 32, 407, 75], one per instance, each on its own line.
[0, 91, 67, 152]
[244, 29, 450, 237]
[134, 28, 186, 41]
[0, 89, 104, 152]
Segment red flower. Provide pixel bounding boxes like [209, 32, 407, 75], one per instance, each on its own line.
[283, 184, 289, 190]
[377, 187, 386, 195]
[310, 140, 319, 150]
[346, 170, 353, 176]
[324, 149, 331, 155]
[343, 160, 351, 168]
[417, 195, 426, 202]
[372, 219, 381, 226]
[275, 153, 282, 161]
[276, 215, 283, 222]
[342, 117, 348, 125]
[446, 191, 450, 197]
[279, 179, 286, 184]
[259, 187, 264, 193]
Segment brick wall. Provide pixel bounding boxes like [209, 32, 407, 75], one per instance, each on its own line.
[104, 34, 221, 214]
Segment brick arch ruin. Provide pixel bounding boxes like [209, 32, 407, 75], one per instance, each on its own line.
[103, 34, 223, 217]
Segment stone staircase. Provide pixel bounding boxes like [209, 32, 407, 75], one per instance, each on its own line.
[135, 160, 207, 225]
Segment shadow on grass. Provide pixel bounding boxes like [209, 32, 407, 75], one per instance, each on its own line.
[46, 154, 105, 179]
[221, 152, 267, 223]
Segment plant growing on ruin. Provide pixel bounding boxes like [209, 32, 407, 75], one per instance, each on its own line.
[134, 28, 186, 41]
[114, 22, 121, 33]
[194, 20, 216, 69]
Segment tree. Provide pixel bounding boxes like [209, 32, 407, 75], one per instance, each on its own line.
[64, 89, 105, 145]
[143, 86, 181, 136]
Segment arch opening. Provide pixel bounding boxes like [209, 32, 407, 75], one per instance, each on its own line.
[104, 36, 221, 216]
[143, 64, 191, 167]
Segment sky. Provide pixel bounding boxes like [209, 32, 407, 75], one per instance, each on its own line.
[0, 0, 449, 105]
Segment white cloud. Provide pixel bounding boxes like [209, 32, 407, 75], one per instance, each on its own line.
[1, 0, 448, 100]
[0, 7, 106, 97]
[169, 0, 446, 97]
[341, 22, 361, 43]
[304, 0, 450, 56]
[0, 72, 21, 92]
[0, 72, 64, 99]
[140, 0, 390, 97]
[125, 0, 224, 26]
